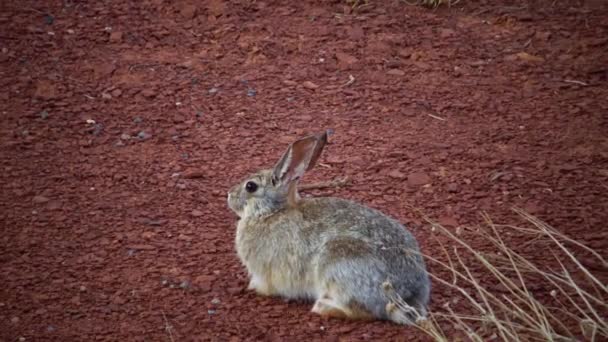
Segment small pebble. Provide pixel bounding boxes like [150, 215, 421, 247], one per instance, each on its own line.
[127, 249, 136, 256]
[79, 285, 87, 292]
[93, 123, 104, 136]
[161, 279, 168, 286]
[47, 325, 56, 332]
[67, 29, 75, 34]
[44, 14, 54, 25]
[133, 117, 143, 124]
[137, 131, 151, 140]
[211, 298, 221, 305]
[120, 133, 131, 140]
[179, 280, 190, 289]
[40, 110, 49, 119]
[246, 89, 256, 97]
[207, 309, 216, 315]
[208, 88, 218, 94]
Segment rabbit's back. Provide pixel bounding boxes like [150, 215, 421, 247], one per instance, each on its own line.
[299, 197, 422, 254]
[299, 197, 430, 314]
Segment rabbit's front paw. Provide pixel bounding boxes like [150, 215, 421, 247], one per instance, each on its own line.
[247, 275, 272, 296]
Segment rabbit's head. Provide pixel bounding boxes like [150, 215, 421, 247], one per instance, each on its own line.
[227, 130, 330, 219]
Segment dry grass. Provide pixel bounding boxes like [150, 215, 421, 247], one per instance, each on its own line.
[385, 209, 607, 341]
[400, 0, 461, 9]
[346, 0, 460, 10]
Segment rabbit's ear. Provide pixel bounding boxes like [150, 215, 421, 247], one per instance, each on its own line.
[272, 132, 327, 186]
[306, 129, 330, 172]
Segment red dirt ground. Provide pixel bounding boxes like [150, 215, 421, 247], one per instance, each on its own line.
[1, 0, 607, 341]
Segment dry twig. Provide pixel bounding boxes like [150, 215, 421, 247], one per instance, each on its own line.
[161, 310, 175, 342]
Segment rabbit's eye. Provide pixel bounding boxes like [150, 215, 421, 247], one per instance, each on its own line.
[245, 181, 258, 193]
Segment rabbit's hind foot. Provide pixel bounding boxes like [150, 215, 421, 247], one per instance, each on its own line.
[312, 295, 374, 321]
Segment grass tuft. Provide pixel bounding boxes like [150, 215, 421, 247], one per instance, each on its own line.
[401, 0, 461, 9]
[385, 209, 607, 341]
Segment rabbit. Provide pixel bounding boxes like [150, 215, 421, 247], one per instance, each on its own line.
[227, 130, 430, 324]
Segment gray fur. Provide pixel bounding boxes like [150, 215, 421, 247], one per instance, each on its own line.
[227, 134, 430, 325]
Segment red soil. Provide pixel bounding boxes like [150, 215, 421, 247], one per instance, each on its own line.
[1, 0, 607, 341]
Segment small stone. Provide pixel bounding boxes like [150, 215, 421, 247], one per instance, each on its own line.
[407, 172, 431, 187]
[516, 52, 544, 63]
[387, 170, 406, 179]
[298, 114, 313, 121]
[387, 69, 405, 76]
[47, 325, 56, 332]
[142, 231, 155, 239]
[40, 110, 49, 119]
[11, 316, 19, 324]
[558, 163, 578, 172]
[111, 89, 122, 97]
[211, 298, 221, 305]
[180, 4, 197, 19]
[93, 123, 104, 136]
[191, 209, 203, 217]
[246, 89, 256, 97]
[446, 183, 459, 193]
[79, 285, 87, 292]
[109, 31, 123, 43]
[141, 89, 156, 98]
[335, 52, 358, 69]
[120, 133, 131, 140]
[207, 309, 216, 315]
[33, 195, 50, 203]
[101, 92, 112, 99]
[133, 116, 143, 123]
[137, 131, 151, 140]
[183, 170, 204, 179]
[179, 280, 191, 289]
[67, 29, 75, 34]
[439, 28, 455, 38]
[302, 81, 319, 90]
[208, 87, 218, 94]
[44, 14, 54, 25]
